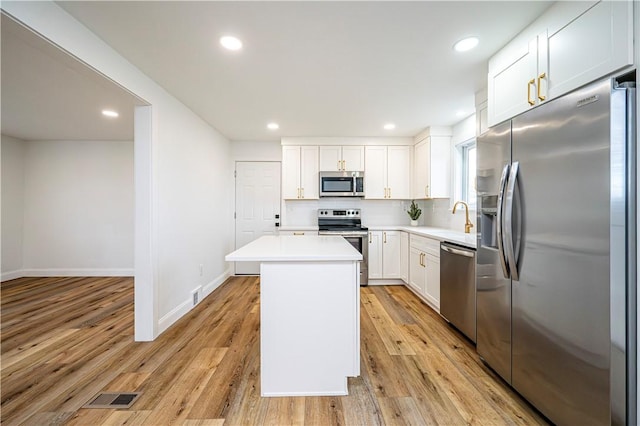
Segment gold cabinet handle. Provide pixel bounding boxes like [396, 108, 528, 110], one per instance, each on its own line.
[297, 188, 300, 199]
[337, 160, 341, 170]
[301, 188, 304, 198]
[527, 78, 535, 106]
[383, 232, 387, 243]
[425, 185, 429, 198]
[341, 160, 345, 170]
[369, 232, 372, 244]
[537, 72, 546, 101]
[420, 252, 424, 267]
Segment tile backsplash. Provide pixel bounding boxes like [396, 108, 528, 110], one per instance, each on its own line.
[282, 197, 477, 233]
[421, 198, 477, 233]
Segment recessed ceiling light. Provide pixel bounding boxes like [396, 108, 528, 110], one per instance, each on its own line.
[102, 109, 119, 118]
[454, 37, 479, 52]
[267, 122, 279, 130]
[383, 123, 396, 130]
[220, 36, 242, 51]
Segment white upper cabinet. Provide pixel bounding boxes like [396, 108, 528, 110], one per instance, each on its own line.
[488, 34, 540, 126]
[282, 146, 319, 200]
[342, 146, 365, 171]
[488, 0, 633, 127]
[545, 1, 633, 99]
[364, 146, 387, 199]
[319, 145, 365, 171]
[413, 135, 450, 199]
[365, 146, 411, 200]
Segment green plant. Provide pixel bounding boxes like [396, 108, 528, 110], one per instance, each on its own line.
[407, 200, 422, 221]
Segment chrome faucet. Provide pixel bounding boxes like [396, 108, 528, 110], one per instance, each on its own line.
[452, 201, 474, 234]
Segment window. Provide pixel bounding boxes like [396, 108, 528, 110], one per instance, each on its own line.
[456, 138, 476, 208]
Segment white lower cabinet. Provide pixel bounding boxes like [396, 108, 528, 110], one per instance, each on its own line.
[424, 253, 440, 309]
[408, 234, 441, 312]
[400, 232, 409, 283]
[368, 231, 383, 279]
[409, 246, 425, 293]
[368, 230, 401, 280]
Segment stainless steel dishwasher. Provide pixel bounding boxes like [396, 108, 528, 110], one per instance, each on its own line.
[440, 242, 477, 343]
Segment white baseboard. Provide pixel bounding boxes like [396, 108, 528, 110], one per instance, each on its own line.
[158, 298, 192, 335]
[203, 267, 232, 297]
[1, 268, 134, 281]
[1, 270, 24, 282]
[157, 268, 232, 336]
[367, 279, 405, 286]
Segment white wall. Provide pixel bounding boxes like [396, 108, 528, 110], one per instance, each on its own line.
[1, 135, 25, 280]
[232, 140, 281, 162]
[2, 2, 234, 340]
[19, 140, 134, 275]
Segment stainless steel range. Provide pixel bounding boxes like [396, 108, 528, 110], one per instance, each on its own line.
[317, 209, 368, 286]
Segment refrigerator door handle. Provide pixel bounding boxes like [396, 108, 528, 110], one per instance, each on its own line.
[504, 161, 520, 281]
[496, 163, 511, 278]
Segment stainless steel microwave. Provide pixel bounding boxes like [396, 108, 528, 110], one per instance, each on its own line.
[319, 171, 364, 197]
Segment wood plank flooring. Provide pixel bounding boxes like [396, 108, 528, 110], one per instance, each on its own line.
[1, 276, 548, 425]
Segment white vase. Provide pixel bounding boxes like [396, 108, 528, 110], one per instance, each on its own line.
[410, 220, 418, 226]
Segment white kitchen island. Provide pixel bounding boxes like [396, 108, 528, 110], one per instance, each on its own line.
[225, 235, 361, 397]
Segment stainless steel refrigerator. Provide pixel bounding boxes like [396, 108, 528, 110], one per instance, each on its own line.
[476, 76, 636, 425]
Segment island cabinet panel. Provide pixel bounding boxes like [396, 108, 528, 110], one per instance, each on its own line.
[225, 235, 362, 397]
[260, 261, 360, 396]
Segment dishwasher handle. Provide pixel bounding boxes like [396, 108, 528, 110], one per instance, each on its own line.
[440, 243, 475, 258]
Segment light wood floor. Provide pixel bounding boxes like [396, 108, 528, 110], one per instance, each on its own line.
[1, 276, 548, 425]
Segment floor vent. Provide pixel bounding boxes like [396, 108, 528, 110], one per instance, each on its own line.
[83, 392, 141, 409]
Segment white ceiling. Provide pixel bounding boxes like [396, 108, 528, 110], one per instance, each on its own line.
[55, 1, 553, 142]
[1, 14, 143, 141]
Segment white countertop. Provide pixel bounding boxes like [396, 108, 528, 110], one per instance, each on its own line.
[366, 225, 477, 249]
[226, 235, 363, 262]
[278, 226, 319, 231]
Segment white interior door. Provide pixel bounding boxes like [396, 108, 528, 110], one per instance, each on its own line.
[235, 162, 281, 274]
